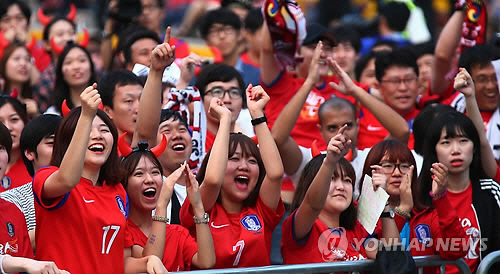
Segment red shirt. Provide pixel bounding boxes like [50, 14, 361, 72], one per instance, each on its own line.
[2, 158, 31, 193]
[0, 199, 33, 258]
[240, 52, 260, 68]
[128, 219, 198, 271]
[357, 107, 419, 150]
[170, 36, 190, 65]
[281, 210, 370, 264]
[262, 72, 360, 149]
[402, 195, 468, 273]
[205, 130, 215, 153]
[446, 184, 480, 273]
[29, 46, 51, 72]
[33, 166, 133, 274]
[180, 197, 284, 269]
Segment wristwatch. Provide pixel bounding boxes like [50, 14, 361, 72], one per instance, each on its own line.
[193, 213, 209, 224]
[380, 208, 395, 219]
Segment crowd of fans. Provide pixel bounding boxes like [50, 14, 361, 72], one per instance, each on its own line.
[0, 0, 500, 273]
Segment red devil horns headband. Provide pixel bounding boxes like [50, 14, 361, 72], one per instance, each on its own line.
[37, 4, 77, 26]
[50, 29, 90, 56]
[0, 31, 37, 59]
[118, 133, 168, 158]
[61, 99, 103, 117]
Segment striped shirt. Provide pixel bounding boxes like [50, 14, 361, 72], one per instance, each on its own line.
[0, 182, 35, 231]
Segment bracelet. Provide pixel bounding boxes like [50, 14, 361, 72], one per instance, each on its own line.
[251, 115, 267, 126]
[429, 189, 447, 199]
[152, 215, 169, 224]
[0, 254, 10, 274]
[394, 207, 411, 219]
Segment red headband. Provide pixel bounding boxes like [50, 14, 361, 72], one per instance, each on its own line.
[50, 29, 89, 55]
[61, 99, 103, 117]
[118, 133, 168, 158]
[37, 4, 77, 26]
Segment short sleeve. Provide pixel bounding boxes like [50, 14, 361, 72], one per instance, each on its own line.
[257, 197, 284, 231]
[32, 166, 69, 209]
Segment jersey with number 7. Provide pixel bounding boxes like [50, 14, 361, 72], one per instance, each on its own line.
[180, 197, 284, 269]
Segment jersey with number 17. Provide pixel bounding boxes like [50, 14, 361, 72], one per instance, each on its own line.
[33, 166, 133, 274]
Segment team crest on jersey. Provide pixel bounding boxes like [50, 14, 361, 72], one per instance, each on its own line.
[115, 196, 126, 217]
[240, 215, 262, 231]
[1, 176, 11, 189]
[6, 222, 14, 237]
[415, 224, 431, 245]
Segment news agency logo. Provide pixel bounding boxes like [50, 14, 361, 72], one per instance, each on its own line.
[318, 227, 349, 262]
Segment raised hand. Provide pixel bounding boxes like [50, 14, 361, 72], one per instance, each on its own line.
[150, 26, 176, 72]
[399, 165, 414, 212]
[158, 163, 186, 206]
[430, 162, 448, 198]
[184, 164, 204, 212]
[454, 67, 475, 98]
[370, 165, 389, 191]
[305, 41, 323, 85]
[208, 97, 231, 121]
[24, 98, 40, 118]
[245, 84, 270, 117]
[179, 52, 202, 85]
[325, 125, 352, 165]
[80, 83, 101, 117]
[327, 57, 358, 95]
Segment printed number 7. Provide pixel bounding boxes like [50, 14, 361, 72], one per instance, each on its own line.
[102, 225, 120, 254]
[232, 240, 245, 266]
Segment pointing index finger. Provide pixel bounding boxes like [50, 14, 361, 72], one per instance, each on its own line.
[338, 124, 348, 135]
[164, 26, 171, 44]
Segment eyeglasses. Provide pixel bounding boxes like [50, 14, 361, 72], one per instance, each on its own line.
[207, 26, 236, 38]
[205, 87, 242, 99]
[473, 75, 497, 86]
[379, 162, 411, 174]
[381, 76, 417, 86]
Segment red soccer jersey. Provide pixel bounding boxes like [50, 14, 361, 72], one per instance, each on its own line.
[128, 219, 198, 271]
[281, 210, 370, 264]
[33, 166, 133, 274]
[0, 199, 33, 258]
[2, 158, 31, 193]
[357, 106, 419, 150]
[262, 72, 361, 149]
[446, 184, 480, 273]
[205, 130, 215, 153]
[406, 195, 468, 273]
[180, 197, 284, 269]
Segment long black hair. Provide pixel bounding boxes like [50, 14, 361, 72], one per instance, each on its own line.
[418, 111, 485, 207]
[292, 155, 357, 230]
[51, 43, 96, 113]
